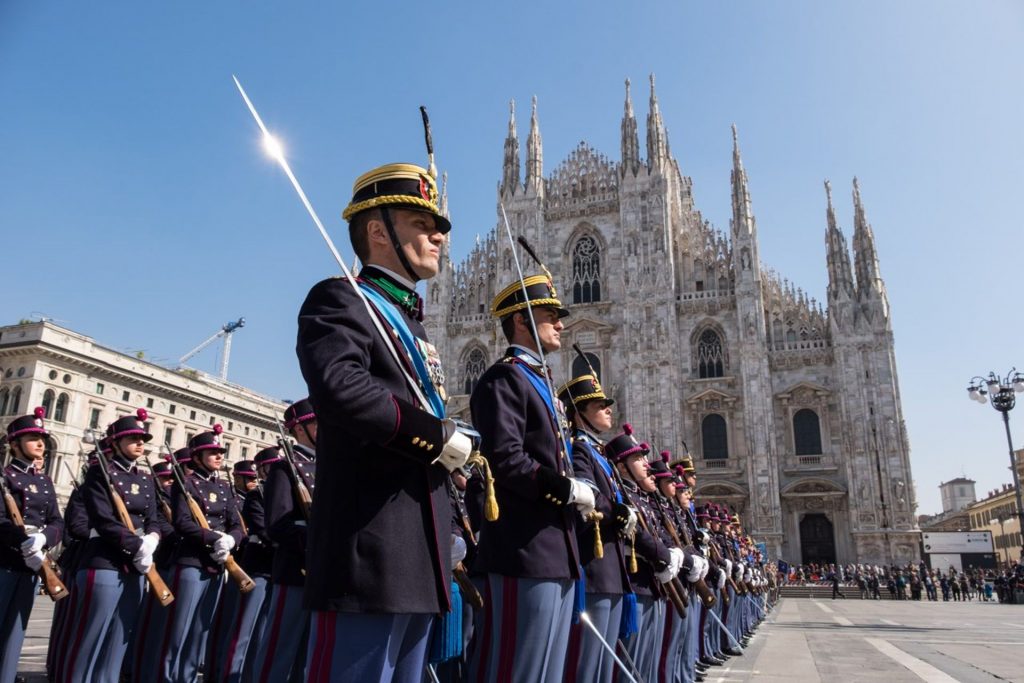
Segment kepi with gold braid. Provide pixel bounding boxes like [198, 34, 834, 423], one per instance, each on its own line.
[342, 163, 451, 234]
[557, 374, 614, 412]
[491, 274, 569, 319]
[669, 452, 696, 474]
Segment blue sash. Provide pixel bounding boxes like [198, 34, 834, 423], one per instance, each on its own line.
[511, 360, 572, 465]
[358, 282, 446, 419]
[579, 438, 622, 504]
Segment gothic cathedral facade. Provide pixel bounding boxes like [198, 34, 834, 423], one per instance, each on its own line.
[424, 77, 919, 566]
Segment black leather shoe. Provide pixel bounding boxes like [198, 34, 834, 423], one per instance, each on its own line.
[723, 647, 744, 656]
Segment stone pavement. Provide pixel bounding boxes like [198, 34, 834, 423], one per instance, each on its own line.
[709, 597, 1024, 682]
[17, 594, 1024, 681]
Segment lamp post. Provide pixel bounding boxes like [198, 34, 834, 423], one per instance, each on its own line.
[967, 369, 1024, 563]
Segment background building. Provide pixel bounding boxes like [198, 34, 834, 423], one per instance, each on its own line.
[967, 484, 1022, 567]
[939, 477, 977, 513]
[0, 321, 287, 504]
[425, 78, 918, 565]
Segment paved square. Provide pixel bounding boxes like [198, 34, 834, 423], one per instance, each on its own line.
[712, 598, 1024, 682]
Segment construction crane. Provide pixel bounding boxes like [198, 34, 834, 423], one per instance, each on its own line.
[178, 318, 245, 380]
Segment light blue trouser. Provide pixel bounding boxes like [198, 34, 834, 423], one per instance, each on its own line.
[305, 611, 433, 683]
[467, 575, 574, 683]
[130, 566, 176, 683]
[0, 568, 37, 683]
[251, 583, 309, 683]
[161, 565, 225, 683]
[568, 593, 623, 683]
[681, 587, 699, 683]
[62, 568, 144, 683]
[621, 595, 664, 683]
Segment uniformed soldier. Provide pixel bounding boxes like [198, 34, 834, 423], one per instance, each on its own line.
[251, 401, 316, 683]
[467, 273, 594, 683]
[204, 459, 260, 683]
[557, 373, 635, 683]
[0, 408, 64, 683]
[160, 426, 244, 683]
[296, 162, 473, 682]
[604, 426, 683, 683]
[61, 409, 161, 683]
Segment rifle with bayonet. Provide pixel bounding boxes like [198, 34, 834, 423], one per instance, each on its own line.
[273, 420, 312, 522]
[90, 434, 174, 606]
[163, 444, 255, 594]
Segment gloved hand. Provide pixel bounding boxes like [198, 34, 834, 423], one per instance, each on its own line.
[568, 479, 596, 517]
[451, 535, 467, 569]
[656, 547, 684, 584]
[612, 503, 637, 537]
[133, 552, 154, 575]
[24, 551, 45, 572]
[700, 556, 710, 581]
[212, 547, 230, 564]
[687, 554, 709, 583]
[436, 421, 474, 473]
[722, 558, 733, 581]
[733, 561, 745, 580]
[717, 564, 728, 589]
[20, 532, 46, 556]
[138, 532, 160, 558]
[213, 531, 236, 558]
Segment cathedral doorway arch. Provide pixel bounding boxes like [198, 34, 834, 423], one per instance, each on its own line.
[799, 513, 836, 565]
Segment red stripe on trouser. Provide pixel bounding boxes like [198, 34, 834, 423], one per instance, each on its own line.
[307, 611, 328, 682]
[221, 590, 249, 682]
[496, 577, 518, 683]
[132, 589, 156, 682]
[698, 604, 707, 659]
[52, 581, 78, 681]
[658, 607, 673, 683]
[563, 622, 582, 681]
[474, 579, 493, 682]
[155, 566, 185, 678]
[61, 569, 96, 683]
[256, 585, 289, 683]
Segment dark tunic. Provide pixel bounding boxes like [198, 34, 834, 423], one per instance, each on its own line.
[170, 467, 244, 574]
[264, 445, 315, 586]
[56, 487, 89, 575]
[0, 458, 63, 573]
[79, 456, 159, 574]
[469, 350, 580, 580]
[296, 267, 453, 614]
[619, 479, 670, 598]
[239, 486, 273, 578]
[570, 430, 630, 595]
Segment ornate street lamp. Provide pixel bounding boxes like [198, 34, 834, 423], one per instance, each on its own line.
[967, 369, 1024, 562]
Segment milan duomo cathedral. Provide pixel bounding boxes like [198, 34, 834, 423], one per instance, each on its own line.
[424, 76, 919, 566]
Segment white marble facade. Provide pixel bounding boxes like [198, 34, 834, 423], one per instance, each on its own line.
[424, 77, 918, 566]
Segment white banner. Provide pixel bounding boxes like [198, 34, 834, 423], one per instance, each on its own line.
[922, 531, 993, 554]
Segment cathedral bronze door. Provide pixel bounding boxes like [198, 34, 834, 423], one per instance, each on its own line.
[799, 513, 836, 565]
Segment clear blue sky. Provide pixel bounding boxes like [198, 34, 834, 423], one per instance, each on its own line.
[2, 1, 1022, 515]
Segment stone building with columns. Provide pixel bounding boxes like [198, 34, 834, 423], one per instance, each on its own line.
[424, 76, 919, 565]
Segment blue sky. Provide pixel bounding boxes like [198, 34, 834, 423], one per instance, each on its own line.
[2, 1, 1022, 515]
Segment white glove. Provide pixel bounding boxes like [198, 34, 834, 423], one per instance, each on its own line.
[699, 556, 710, 581]
[451, 535, 467, 569]
[723, 558, 733, 581]
[212, 548, 230, 564]
[133, 552, 154, 575]
[568, 479, 596, 517]
[687, 554, 708, 583]
[213, 531, 236, 555]
[435, 429, 473, 473]
[744, 569, 752, 582]
[138, 532, 159, 558]
[656, 547, 684, 584]
[734, 562, 745, 580]
[623, 508, 638, 537]
[20, 532, 46, 556]
[717, 565, 727, 589]
[24, 551, 45, 572]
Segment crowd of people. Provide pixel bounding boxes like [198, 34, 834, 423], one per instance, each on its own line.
[781, 561, 1024, 603]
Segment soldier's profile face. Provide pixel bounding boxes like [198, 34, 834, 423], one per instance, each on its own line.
[393, 208, 444, 279]
[580, 399, 613, 432]
[530, 307, 563, 352]
[16, 435, 46, 460]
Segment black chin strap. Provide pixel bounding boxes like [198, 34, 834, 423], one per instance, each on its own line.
[380, 206, 420, 283]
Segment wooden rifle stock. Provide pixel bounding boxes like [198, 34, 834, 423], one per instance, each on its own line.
[453, 562, 483, 609]
[106, 478, 175, 606]
[2, 484, 68, 602]
[275, 423, 313, 521]
[627, 490, 686, 616]
[182, 495, 255, 594]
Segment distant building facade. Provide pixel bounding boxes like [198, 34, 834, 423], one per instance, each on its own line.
[967, 484, 1021, 566]
[424, 77, 919, 565]
[0, 321, 287, 503]
[939, 477, 977, 513]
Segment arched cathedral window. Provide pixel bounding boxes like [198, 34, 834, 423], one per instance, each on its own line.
[793, 408, 823, 455]
[696, 330, 725, 378]
[463, 348, 487, 395]
[572, 236, 601, 304]
[701, 414, 729, 459]
[571, 352, 601, 381]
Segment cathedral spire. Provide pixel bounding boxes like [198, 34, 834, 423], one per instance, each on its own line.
[851, 177, 888, 312]
[824, 179, 855, 301]
[525, 95, 543, 193]
[621, 78, 640, 177]
[646, 73, 669, 171]
[730, 124, 756, 239]
[500, 99, 521, 196]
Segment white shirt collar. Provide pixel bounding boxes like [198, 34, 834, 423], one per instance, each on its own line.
[366, 264, 417, 291]
[510, 344, 543, 364]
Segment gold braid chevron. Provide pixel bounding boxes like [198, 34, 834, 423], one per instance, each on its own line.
[342, 195, 439, 220]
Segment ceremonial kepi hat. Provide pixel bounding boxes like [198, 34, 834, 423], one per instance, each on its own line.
[669, 452, 696, 474]
[674, 467, 691, 490]
[650, 451, 675, 481]
[168, 448, 192, 465]
[107, 408, 153, 442]
[189, 425, 227, 456]
[6, 407, 49, 440]
[557, 374, 613, 412]
[697, 505, 712, 520]
[604, 424, 650, 464]
[341, 163, 450, 234]
[233, 460, 257, 478]
[491, 274, 570, 320]
[254, 446, 282, 467]
[730, 514, 741, 528]
[284, 399, 316, 430]
[151, 461, 174, 478]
